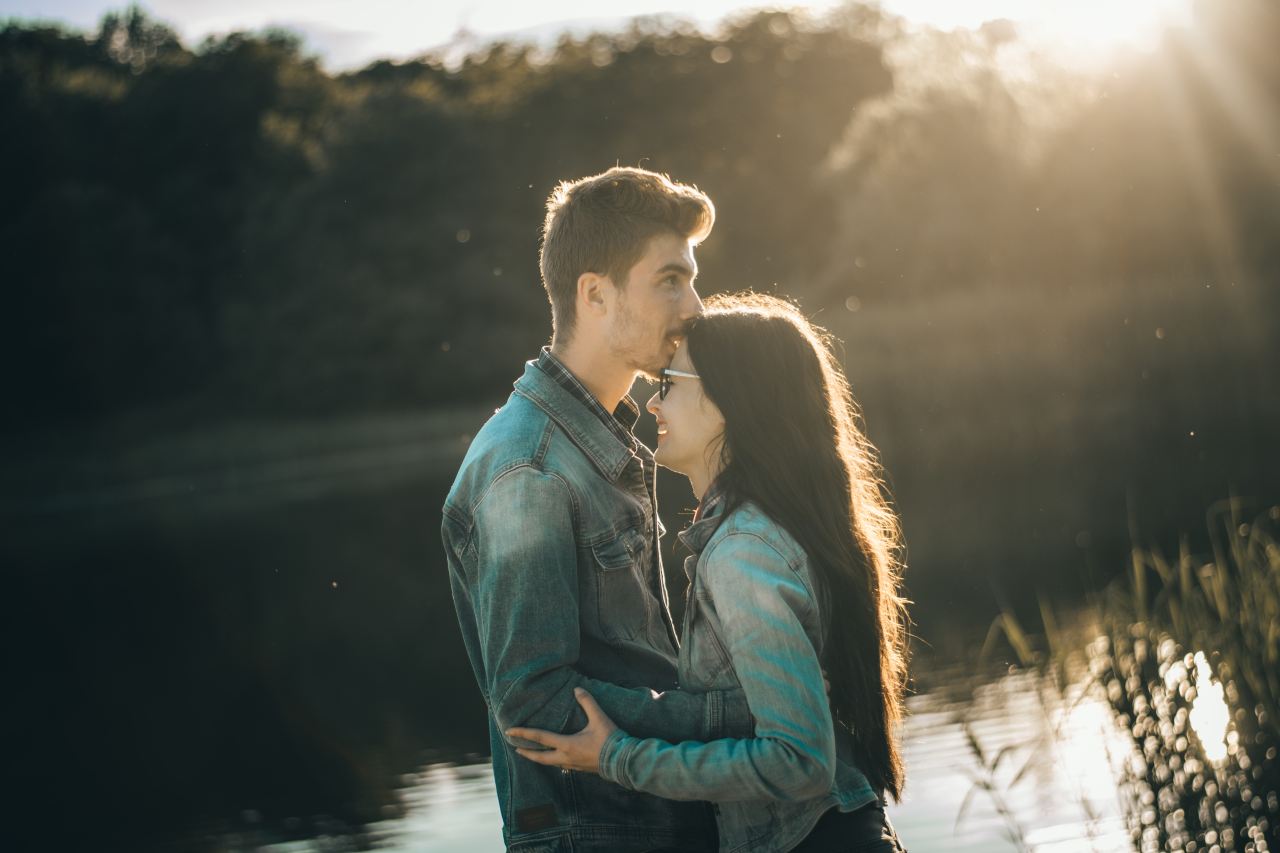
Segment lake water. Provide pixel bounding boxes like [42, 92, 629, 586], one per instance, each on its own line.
[2, 414, 1156, 852]
[259, 663, 1140, 853]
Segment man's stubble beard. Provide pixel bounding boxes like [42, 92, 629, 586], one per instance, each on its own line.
[608, 296, 666, 380]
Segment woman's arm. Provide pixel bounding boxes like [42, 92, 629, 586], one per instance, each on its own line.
[509, 530, 835, 803]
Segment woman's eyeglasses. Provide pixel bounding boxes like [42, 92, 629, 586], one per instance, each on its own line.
[659, 368, 700, 400]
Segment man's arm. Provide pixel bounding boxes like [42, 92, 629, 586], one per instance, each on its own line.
[471, 464, 751, 747]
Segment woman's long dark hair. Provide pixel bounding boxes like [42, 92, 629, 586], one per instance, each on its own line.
[685, 292, 910, 800]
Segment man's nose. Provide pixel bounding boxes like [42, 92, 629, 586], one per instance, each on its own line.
[681, 284, 704, 320]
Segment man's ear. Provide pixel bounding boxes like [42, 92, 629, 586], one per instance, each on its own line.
[577, 271, 612, 318]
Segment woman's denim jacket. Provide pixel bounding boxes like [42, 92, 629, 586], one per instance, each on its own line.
[442, 357, 753, 852]
[598, 489, 880, 853]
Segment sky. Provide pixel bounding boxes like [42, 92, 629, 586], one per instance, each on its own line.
[0, 0, 1194, 70]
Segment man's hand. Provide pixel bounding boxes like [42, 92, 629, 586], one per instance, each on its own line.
[506, 688, 618, 775]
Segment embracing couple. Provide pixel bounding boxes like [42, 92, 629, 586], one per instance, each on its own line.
[442, 167, 910, 853]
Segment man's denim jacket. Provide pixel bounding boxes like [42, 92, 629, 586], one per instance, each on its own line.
[442, 358, 753, 852]
[598, 490, 880, 853]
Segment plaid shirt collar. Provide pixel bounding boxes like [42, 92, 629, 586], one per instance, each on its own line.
[535, 347, 640, 448]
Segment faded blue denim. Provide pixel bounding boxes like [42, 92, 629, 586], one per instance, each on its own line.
[442, 358, 754, 852]
[598, 490, 880, 853]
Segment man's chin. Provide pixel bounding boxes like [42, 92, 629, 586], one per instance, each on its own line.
[647, 347, 682, 377]
[628, 354, 667, 381]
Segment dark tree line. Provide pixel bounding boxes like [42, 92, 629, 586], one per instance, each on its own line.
[3, 4, 1279, 587]
[2, 6, 897, 422]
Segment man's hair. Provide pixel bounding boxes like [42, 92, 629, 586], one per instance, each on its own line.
[539, 167, 715, 343]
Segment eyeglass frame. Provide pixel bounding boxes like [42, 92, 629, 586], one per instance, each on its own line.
[658, 368, 700, 400]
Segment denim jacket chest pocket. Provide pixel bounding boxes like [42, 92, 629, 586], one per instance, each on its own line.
[584, 523, 654, 643]
[678, 570, 738, 691]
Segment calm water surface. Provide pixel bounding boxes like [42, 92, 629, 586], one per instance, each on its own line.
[265, 667, 1138, 853]
[3, 418, 1151, 852]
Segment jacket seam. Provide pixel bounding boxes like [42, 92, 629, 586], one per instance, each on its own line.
[440, 504, 472, 557]
[685, 584, 737, 681]
[611, 735, 639, 790]
[512, 384, 627, 481]
[466, 422, 558, 515]
[533, 416, 555, 466]
[479, 461, 580, 721]
[703, 686, 724, 740]
[703, 530, 807, 584]
[441, 501, 467, 527]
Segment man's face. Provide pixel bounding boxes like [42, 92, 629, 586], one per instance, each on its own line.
[606, 231, 703, 378]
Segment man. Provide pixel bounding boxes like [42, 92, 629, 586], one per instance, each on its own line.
[441, 167, 752, 852]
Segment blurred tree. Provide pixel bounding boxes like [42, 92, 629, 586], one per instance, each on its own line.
[208, 11, 892, 412]
[1, 13, 333, 423]
[96, 4, 182, 73]
[0, 2, 1276, 443]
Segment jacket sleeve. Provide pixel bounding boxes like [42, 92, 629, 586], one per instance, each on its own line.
[598, 531, 835, 802]
[466, 464, 752, 747]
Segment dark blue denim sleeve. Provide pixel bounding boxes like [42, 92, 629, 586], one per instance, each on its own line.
[471, 464, 751, 746]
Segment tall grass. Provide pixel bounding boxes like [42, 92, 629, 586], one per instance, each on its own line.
[1117, 500, 1280, 744]
[953, 592, 1113, 852]
[1091, 501, 1280, 851]
[968, 501, 1280, 851]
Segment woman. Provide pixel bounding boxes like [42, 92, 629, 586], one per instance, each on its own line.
[506, 293, 910, 852]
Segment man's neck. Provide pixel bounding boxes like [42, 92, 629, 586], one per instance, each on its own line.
[550, 340, 635, 413]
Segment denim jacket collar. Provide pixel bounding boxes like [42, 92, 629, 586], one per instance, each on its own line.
[677, 480, 729, 558]
[512, 359, 638, 482]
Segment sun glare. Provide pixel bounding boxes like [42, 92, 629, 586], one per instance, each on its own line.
[1031, 0, 1193, 52]
[1188, 652, 1231, 764]
[871, 0, 1194, 62]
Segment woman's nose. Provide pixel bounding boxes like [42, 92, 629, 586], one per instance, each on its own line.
[646, 392, 661, 415]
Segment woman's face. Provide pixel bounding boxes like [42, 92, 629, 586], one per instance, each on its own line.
[646, 344, 725, 480]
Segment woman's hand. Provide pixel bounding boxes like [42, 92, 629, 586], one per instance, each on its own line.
[506, 687, 618, 774]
